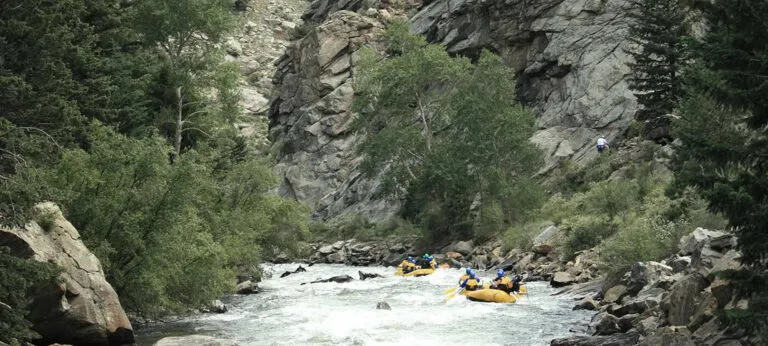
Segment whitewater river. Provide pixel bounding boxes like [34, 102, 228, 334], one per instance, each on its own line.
[135, 263, 592, 346]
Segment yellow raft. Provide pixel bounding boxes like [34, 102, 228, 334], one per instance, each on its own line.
[394, 268, 436, 277]
[462, 289, 518, 303]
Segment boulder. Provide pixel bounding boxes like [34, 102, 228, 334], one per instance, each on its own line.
[551, 331, 640, 346]
[532, 244, 553, 255]
[667, 256, 692, 273]
[533, 225, 561, 245]
[389, 243, 406, 253]
[551, 272, 576, 288]
[591, 312, 620, 335]
[382, 252, 404, 266]
[710, 279, 734, 309]
[662, 273, 710, 326]
[637, 326, 695, 346]
[445, 240, 474, 256]
[302, 274, 354, 285]
[609, 287, 664, 317]
[375, 301, 391, 310]
[203, 300, 227, 314]
[617, 313, 639, 332]
[236, 281, 260, 295]
[0, 203, 134, 345]
[358, 271, 384, 280]
[573, 297, 599, 311]
[687, 292, 717, 332]
[445, 251, 464, 260]
[678, 228, 729, 255]
[497, 257, 519, 271]
[332, 240, 345, 250]
[318, 244, 335, 255]
[637, 316, 660, 336]
[625, 261, 672, 295]
[706, 250, 742, 277]
[602, 285, 627, 305]
[327, 251, 345, 263]
[154, 335, 236, 346]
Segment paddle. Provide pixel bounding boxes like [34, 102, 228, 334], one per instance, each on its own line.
[444, 287, 457, 294]
[445, 287, 463, 301]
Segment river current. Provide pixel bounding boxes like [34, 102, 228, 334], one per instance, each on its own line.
[135, 263, 592, 346]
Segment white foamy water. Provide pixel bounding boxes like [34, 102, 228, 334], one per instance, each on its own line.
[135, 263, 592, 346]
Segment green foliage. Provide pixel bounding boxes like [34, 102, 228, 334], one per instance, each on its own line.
[353, 20, 542, 243]
[502, 220, 553, 253]
[310, 215, 422, 241]
[0, 248, 61, 344]
[671, 1, 768, 334]
[625, 0, 689, 138]
[290, 22, 317, 39]
[7, 126, 308, 315]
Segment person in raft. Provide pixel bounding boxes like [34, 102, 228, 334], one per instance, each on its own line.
[399, 256, 417, 274]
[490, 269, 514, 293]
[459, 268, 482, 291]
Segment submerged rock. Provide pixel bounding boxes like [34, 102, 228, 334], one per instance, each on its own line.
[359, 271, 384, 280]
[236, 281, 260, 295]
[301, 274, 354, 285]
[154, 335, 237, 346]
[375, 301, 391, 310]
[0, 202, 134, 345]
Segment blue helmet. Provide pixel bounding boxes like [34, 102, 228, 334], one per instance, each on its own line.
[465, 268, 472, 274]
[407, 256, 413, 261]
[497, 269, 505, 277]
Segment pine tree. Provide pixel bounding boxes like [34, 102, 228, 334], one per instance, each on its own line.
[625, 0, 689, 140]
[671, 0, 768, 340]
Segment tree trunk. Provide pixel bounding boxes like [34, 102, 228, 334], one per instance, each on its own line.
[175, 86, 184, 156]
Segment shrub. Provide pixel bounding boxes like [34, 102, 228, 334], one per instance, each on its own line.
[503, 220, 553, 252]
[600, 214, 687, 274]
[562, 214, 617, 258]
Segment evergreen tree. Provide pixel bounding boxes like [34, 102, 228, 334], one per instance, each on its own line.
[671, 0, 768, 340]
[625, 0, 689, 140]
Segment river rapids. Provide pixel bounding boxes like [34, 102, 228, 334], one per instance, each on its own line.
[135, 263, 593, 345]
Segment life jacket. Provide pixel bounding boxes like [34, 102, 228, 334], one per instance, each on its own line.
[458, 274, 470, 284]
[463, 278, 481, 291]
[403, 261, 417, 273]
[492, 276, 512, 292]
[429, 259, 437, 269]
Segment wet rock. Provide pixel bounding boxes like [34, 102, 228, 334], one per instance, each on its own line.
[202, 300, 227, 314]
[280, 265, 307, 278]
[375, 301, 391, 310]
[550, 331, 640, 346]
[574, 297, 599, 311]
[358, 271, 384, 280]
[236, 281, 260, 295]
[302, 274, 354, 285]
[637, 326, 695, 346]
[662, 273, 710, 326]
[591, 312, 620, 335]
[602, 285, 627, 305]
[551, 272, 576, 288]
[154, 335, 236, 346]
[382, 251, 404, 266]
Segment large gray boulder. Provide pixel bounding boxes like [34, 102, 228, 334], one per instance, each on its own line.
[551, 331, 640, 346]
[443, 240, 474, 256]
[625, 261, 673, 295]
[662, 273, 710, 326]
[551, 272, 576, 288]
[155, 335, 236, 346]
[0, 203, 134, 346]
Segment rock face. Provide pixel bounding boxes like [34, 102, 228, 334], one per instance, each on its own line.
[269, 0, 637, 219]
[0, 203, 134, 345]
[269, 10, 394, 221]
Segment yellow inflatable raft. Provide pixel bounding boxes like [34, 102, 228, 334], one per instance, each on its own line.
[394, 268, 436, 277]
[462, 289, 518, 303]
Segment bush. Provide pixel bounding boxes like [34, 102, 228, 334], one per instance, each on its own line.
[503, 220, 553, 252]
[600, 214, 687, 274]
[562, 214, 617, 257]
[290, 22, 316, 40]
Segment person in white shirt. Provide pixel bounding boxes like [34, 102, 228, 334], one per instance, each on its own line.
[597, 137, 609, 153]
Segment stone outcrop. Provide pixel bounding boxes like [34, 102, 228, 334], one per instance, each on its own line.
[308, 237, 419, 266]
[410, 0, 636, 173]
[269, 10, 396, 222]
[269, 0, 638, 220]
[564, 228, 748, 345]
[0, 203, 134, 346]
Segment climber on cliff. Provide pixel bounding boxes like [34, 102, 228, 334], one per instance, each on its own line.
[597, 136, 609, 153]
